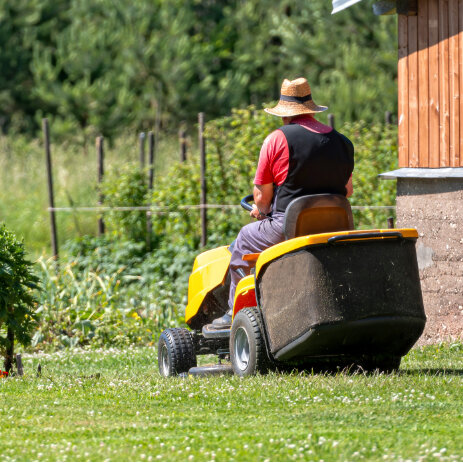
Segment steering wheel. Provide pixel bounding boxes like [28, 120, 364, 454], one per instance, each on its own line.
[240, 194, 254, 212]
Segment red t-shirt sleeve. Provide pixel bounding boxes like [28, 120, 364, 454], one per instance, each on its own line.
[253, 129, 289, 186]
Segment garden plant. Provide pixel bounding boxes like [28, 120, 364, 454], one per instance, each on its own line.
[0, 224, 39, 372]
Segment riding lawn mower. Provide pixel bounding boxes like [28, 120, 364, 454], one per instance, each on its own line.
[158, 193, 426, 377]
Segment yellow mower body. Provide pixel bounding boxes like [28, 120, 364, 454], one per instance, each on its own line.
[186, 228, 420, 324]
[185, 245, 231, 325]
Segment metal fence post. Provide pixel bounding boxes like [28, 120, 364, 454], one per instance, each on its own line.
[385, 111, 392, 125]
[328, 113, 335, 129]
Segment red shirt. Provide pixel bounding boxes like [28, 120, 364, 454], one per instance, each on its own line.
[254, 115, 333, 186]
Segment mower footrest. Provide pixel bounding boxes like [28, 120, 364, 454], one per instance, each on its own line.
[188, 364, 233, 376]
[202, 324, 231, 339]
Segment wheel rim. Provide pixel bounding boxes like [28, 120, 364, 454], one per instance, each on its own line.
[160, 344, 170, 376]
[234, 327, 250, 372]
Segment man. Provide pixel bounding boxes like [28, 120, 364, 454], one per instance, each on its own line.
[213, 77, 354, 328]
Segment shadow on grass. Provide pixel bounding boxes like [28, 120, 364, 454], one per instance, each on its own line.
[399, 368, 463, 377]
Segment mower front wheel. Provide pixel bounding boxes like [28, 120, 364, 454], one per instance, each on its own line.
[158, 328, 197, 377]
[230, 307, 269, 376]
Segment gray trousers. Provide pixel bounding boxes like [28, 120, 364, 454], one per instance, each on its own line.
[228, 213, 285, 310]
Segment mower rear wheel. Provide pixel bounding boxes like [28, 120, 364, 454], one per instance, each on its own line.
[230, 307, 268, 376]
[158, 328, 197, 377]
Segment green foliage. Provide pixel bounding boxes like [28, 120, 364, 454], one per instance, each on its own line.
[1, 0, 398, 139]
[0, 131, 180, 257]
[100, 164, 149, 243]
[0, 224, 39, 358]
[33, 237, 196, 350]
[0, 0, 71, 133]
[345, 122, 398, 228]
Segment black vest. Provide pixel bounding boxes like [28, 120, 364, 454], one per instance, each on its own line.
[275, 124, 354, 213]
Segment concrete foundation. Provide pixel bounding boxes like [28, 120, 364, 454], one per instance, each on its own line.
[395, 177, 463, 345]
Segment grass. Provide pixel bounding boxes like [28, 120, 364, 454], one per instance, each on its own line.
[1, 343, 462, 461]
[0, 133, 181, 258]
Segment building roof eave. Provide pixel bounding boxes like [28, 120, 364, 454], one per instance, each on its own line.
[332, 0, 363, 14]
[379, 167, 463, 180]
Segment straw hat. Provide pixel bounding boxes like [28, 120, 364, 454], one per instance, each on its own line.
[264, 77, 327, 117]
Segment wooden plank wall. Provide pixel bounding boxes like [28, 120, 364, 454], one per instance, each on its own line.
[398, 0, 463, 167]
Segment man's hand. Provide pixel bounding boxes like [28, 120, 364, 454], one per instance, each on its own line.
[250, 204, 265, 220]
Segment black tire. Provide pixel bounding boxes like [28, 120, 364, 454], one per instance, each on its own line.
[158, 328, 197, 377]
[230, 307, 269, 376]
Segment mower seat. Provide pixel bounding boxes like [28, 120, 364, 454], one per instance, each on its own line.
[283, 194, 354, 240]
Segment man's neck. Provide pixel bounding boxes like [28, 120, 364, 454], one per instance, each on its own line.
[291, 114, 332, 134]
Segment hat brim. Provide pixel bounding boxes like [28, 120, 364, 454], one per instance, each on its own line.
[264, 101, 328, 117]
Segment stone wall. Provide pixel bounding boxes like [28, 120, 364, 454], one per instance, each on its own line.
[396, 178, 463, 344]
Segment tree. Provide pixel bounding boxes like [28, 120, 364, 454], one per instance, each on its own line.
[1, 0, 398, 139]
[0, 0, 71, 133]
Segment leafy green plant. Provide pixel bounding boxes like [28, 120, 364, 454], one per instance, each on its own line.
[33, 237, 196, 350]
[100, 164, 150, 243]
[0, 224, 39, 371]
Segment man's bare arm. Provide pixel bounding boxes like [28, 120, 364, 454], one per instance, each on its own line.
[345, 175, 353, 198]
[250, 183, 273, 219]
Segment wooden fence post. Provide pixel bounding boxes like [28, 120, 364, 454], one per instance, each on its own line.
[328, 113, 335, 129]
[146, 131, 155, 250]
[148, 131, 155, 192]
[96, 136, 105, 236]
[16, 353, 23, 376]
[139, 132, 146, 170]
[179, 127, 187, 162]
[199, 113, 207, 247]
[42, 118, 59, 261]
[385, 111, 392, 125]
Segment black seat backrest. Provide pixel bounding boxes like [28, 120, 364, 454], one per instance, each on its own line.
[283, 194, 354, 240]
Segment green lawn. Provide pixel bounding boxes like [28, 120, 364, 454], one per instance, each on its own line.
[1, 344, 462, 461]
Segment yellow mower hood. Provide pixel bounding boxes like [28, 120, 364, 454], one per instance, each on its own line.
[185, 246, 231, 325]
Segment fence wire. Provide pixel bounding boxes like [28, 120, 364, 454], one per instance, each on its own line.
[48, 204, 396, 213]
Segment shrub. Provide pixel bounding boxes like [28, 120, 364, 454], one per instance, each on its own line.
[100, 164, 150, 243]
[0, 224, 39, 371]
[33, 237, 195, 350]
